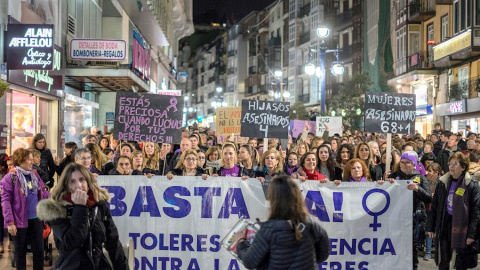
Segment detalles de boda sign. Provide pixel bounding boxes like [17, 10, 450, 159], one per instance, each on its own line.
[98, 177, 412, 270]
[70, 39, 126, 61]
[6, 24, 54, 70]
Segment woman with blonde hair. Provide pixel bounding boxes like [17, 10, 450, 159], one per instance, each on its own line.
[354, 142, 382, 181]
[85, 143, 109, 175]
[254, 149, 286, 182]
[233, 175, 329, 269]
[142, 142, 161, 173]
[166, 149, 208, 179]
[211, 143, 251, 177]
[295, 142, 309, 160]
[37, 163, 128, 269]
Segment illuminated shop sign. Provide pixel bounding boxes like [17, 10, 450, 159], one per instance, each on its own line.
[132, 29, 150, 82]
[8, 46, 63, 94]
[6, 24, 54, 70]
[449, 100, 466, 114]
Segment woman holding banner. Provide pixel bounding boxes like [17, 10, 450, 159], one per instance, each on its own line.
[254, 149, 286, 181]
[334, 159, 371, 184]
[354, 143, 382, 181]
[284, 152, 299, 175]
[37, 163, 129, 270]
[426, 152, 480, 270]
[232, 175, 330, 269]
[211, 144, 252, 177]
[166, 149, 208, 179]
[238, 144, 259, 177]
[335, 144, 354, 170]
[291, 152, 327, 182]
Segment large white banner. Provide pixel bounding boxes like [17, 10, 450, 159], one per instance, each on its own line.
[97, 177, 412, 270]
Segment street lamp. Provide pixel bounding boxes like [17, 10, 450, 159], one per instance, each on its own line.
[271, 69, 287, 102]
[305, 27, 344, 114]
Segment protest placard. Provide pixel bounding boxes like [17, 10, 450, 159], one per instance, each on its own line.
[98, 177, 412, 270]
[316, 116, 343, 137]
[216, 107, 242, 136]
[289, 120, 316, 138]
[364, 92, 416, 134]
[113, 91, 184, 144]
[217, 135, 249, 145]
[240, 100, 289, 139]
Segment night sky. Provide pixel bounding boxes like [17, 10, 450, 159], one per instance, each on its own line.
[193, 0, 278, 24]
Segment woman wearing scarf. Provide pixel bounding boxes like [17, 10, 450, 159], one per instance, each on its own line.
[334, 158, 371, 185]
[426, 152, 480, 270]
[37, 163, 129, 270]
[1, 148, 49, 270]
[284, 152, 299, 175]
[291, 152, 327, 182]
[387, 151, 432, 270]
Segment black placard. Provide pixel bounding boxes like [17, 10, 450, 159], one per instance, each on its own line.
[364, 92, 416, 134]
[5, 24, 54, 70]
[113, 91, 184, 144]
[240, 100, 290, 139]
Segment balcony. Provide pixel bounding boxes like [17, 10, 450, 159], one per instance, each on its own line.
[407, 51, 435, 73]
[433, 29, 480, 67]
[448, 79, 470, 102]
[298, 93, 310, 103]
[408, 0, 435, 22]
[228, 50, 237, 57]
[246, 86, 258, 95]
[298, 4, 311, 18]
[268, 37, 281, 47]
[249, 66, 257, 75]
[339, 45, 353, 61]
[336, 8, 353, 27]
[299, 32, 310, 45]
[227, 68, 236, 75]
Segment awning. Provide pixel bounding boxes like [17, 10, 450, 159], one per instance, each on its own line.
[65, 66, 150, 92]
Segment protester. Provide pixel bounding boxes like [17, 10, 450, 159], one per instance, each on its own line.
[316, 144, 342, 181]
[36, 163, 129, 270]
[354, 142, 382, 180]
[102, 148, 115, 174]
[205, 146, 222, 171]
[30, 149, 49, 186]
[335, 144, 354, 170]
[233, 175, 329, 269]
[98, 136, 110, 150]
[284, 152, 299, 175]
[468, 151, 480, 179]
[426, 152, 480, 269]
[1, 148, 49, 270]
[295, 142, 309, 160]
[237, 144, 259, 177]
[212, 144, 251, 177]
[30, 133, 57, 189]
[86, 143, 109, 175]
[387, 151, 432, 270]
[423, 162, 442, 261]
[197, 150, 207, 169]
[254, 149, 286, 181]
[334, 158, 371, 184]
[83, 134, 98, 146]
[168, 138, 192, 171]
[378, 150, 398, 178]
[119, 143, 134, 159]
[108, 155, 143, 175]
[437, 134, 459, 173]
[166, 149, 207, 178]
[56, 142, 78, 176]
[142, 142, 160, 173]
[158, 143, 173, 175]
[131, 150, 144, 172]
[289, 152, 326, 182]
[75, 148, 101, 175]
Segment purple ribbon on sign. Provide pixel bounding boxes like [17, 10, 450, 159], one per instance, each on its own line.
[166, 97, 178, 112]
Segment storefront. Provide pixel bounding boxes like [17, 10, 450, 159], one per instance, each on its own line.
[436, 98, 480, 135]
[4, 24, 64, 155]
[64, 93, 99, 146]
[412, 81, 434, 137]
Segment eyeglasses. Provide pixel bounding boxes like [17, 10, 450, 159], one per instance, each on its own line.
[448, 162, 460, 167]
[186, 158, 198, 162]
[79, 157, 91, 161]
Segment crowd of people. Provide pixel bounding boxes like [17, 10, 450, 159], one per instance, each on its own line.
[0, 122, 479, 269]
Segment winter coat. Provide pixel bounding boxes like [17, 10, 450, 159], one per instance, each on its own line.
[38, 148, 56, 185]
[369, 163, 383, 181]
[56, 155, 75, 176]
[468, 163, 480, 180]
[101, 161, 115, 175]
[0, 170, 49, 228]
[169, 167, 206, 176]
[33, 164, 50, 187]
[36, 192, 129, 270]
[236, 216, 329, 270]
[388, 169, 432, 213]
[213, 164, 253, 177]
[425, 172, 480, 265]
[436, 147, 458, 174]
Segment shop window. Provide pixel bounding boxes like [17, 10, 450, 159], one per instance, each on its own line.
[6, 92, 36, 154]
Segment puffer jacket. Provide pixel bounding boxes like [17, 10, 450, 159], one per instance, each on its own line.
[425, 172, 480, 265]
[388, 169, 432, 213]
[36, 189, 129, 270]
[237, 216, 329, 270]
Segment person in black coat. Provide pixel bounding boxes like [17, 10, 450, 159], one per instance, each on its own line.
[107, 156, 143, 175]
[387, 151, 432, 270]
[30, 134, 57, 189]
[56, 142, 78, 176]
[426, 152, 480, 269]
[233, 175, 329, 269]
[166, 149, 209, 180]
[437, 133, 459, 174]
[36, 163, 129, 270]
[316, 144, 343, 181]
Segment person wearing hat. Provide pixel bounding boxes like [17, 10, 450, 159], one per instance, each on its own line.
[387, 151, 432, 270]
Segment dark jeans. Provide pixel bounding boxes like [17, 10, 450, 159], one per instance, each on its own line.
[13, 218, 44, 270]
[439, 239, 475, 270]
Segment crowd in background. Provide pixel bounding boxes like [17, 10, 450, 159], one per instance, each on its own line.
[1, 121, 480, 269]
